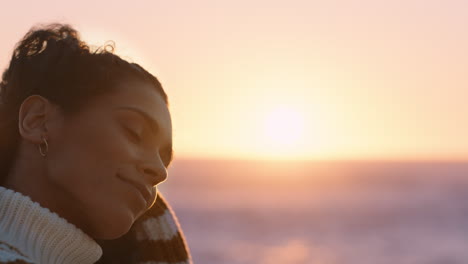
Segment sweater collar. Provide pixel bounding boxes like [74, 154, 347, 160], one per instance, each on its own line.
[0, 186, 102, 264]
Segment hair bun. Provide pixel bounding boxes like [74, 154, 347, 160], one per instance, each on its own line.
[14, 23, 88, 59]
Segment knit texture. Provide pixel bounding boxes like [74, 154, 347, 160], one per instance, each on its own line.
[0, 186, 102, 264]
[0, 186, 192, 264]
[97, 193, 193, 264]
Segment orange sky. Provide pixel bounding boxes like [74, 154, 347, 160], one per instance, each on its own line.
[1, 0, 467, 161]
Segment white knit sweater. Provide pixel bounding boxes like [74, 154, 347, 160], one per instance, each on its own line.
[0, 186, 102, 264]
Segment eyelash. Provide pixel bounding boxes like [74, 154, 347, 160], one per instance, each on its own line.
[123, 124, 170, 166]
[125, 127, 141, 142]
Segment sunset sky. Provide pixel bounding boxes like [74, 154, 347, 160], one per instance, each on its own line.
[1, 0, 467, 161]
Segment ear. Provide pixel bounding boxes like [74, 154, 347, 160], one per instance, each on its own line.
[18, 95, 56, 144]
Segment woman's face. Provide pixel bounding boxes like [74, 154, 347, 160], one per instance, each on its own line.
[45, 80, 172, 239]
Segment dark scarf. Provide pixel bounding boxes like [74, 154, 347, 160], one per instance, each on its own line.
[96, 193, 193, 263]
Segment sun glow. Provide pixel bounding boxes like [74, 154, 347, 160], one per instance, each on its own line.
[264, 106, 304, 146]
[259, 105, 305, 157]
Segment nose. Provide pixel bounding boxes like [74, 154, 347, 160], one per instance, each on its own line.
[138, 157, 168, 186]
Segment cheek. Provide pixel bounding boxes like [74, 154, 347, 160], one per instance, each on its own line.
[46, 128, 115, 221]
[51, 127, 117, 181]
[47, 121, 140, 237]
[51, 118, 137, 177]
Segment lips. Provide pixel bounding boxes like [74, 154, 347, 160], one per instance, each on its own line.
[116, 173, 152, 207]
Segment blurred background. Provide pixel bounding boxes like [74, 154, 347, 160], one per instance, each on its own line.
[1, 0, 468, 263]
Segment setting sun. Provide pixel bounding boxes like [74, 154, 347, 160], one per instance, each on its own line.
[242, 104, 313, 160]
[263, 106, 304, 147]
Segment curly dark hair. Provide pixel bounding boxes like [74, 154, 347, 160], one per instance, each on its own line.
[0, 23, 168, 183]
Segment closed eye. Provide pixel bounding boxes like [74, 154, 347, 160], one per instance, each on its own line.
[124, 126, 141, 143]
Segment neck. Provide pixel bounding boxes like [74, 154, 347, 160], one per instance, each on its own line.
[3, 146, 91, 239]
[4, 146, 49, 205]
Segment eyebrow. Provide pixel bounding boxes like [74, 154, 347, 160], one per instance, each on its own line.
[116, 106, 174, 167]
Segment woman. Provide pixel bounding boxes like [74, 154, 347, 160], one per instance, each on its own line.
[0, 24, 192, 263]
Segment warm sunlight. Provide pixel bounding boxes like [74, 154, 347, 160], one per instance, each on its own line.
[1, 2, 468, 264]
[245, 104, 311, 160]
[263, 105, 304, 147]
[1, 0, 467, 163]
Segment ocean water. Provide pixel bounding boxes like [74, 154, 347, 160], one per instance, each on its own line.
[162, 159, 468, 264]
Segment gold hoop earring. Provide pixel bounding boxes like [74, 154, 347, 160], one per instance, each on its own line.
[38, 137, 49, 157]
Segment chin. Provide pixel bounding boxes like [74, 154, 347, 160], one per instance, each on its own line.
[89, 209, 136, 240]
